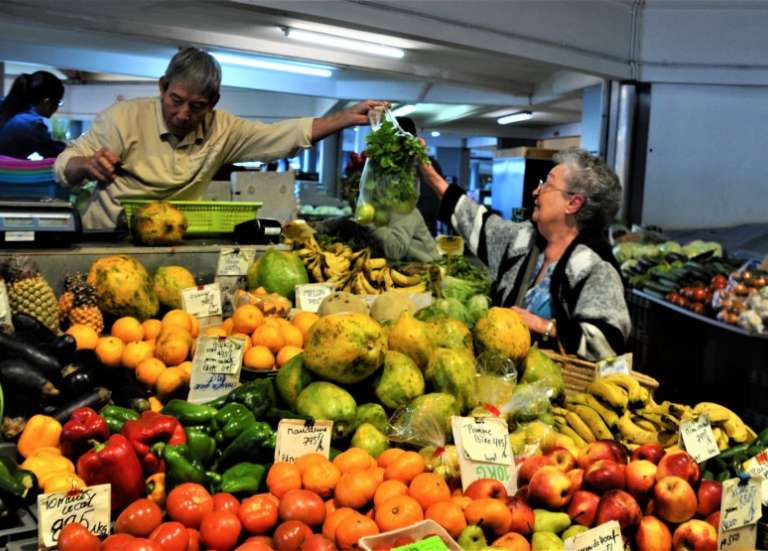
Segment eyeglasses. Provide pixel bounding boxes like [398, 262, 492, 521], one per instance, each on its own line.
[536, 178, 576, 196]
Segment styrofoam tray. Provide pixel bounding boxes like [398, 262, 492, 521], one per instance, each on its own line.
[358, 519, 461, 551]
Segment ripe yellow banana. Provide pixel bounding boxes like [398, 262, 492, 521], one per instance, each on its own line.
[556, 424, 588, 448]
[364, 257, 387, 270]
[382, 268, 395, 290]
[617, 413, 658, 445]
[392, 282, 428, 293]
[601, 374, 649, 406]
[567, 393, 619, 428]
[587, 379, 629, 412]
[357, 272, 380, 295]
[692, 402, 732, 423]
[568, 404, 613, 440]
[564, 411, 596, 443]
[390, 268, 423, 287]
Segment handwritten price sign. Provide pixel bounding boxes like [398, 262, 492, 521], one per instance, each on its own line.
[275, 420, 333, 463]
[719, 476, 762, 531]
[37, 484, 110, 548]
[181, 283, 223, 324]
[564, 520, 622, 551]
[451, 416, 516, 494]
[216, 247, 257, 276]
[679, 415, 720, 463]
[295, 283, 335, 313]
[718, 523, 758, 551]
[742, 450, 768, 505]
[187, 336, 245, 404]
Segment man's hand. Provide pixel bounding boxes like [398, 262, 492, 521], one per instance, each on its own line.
[343, 100, 390, 126]
[311, 100, 390, 143]
[64, 147, 120, 186]
[511, 306, 553, 336]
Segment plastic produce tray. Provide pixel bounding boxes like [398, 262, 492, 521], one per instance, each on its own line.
[121, 199, 263, 235]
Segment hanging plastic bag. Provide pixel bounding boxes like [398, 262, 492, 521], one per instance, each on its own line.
[474, 350, 518, 412]
[355, 108, 428, 226]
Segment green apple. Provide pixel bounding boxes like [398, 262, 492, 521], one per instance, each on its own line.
[457, 525, 487, 550]
[355, 202, 375, 224]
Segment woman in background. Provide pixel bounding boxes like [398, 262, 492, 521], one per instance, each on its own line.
[0, 71, 66, 159]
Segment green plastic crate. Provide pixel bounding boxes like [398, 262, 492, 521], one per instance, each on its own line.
[121, 199, 263, 235]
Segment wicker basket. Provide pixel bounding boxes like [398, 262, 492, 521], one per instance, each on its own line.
[540, 347, 659, 396]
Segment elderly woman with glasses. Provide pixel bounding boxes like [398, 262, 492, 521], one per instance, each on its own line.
[419, 148, 630, 360]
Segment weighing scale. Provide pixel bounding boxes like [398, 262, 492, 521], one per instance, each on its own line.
[0, 199, 82, 247]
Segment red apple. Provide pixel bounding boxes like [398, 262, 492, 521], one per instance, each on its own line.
[567, 468, 584, 492]
[517, 455, 555, 484]
[505, 496, 534, 536]
[577, 440, 627, 469]
[705, 511, 720, 531]
[567, 490, 601, 528]
[653, 476, 697, 524]
[527, 465, 573, 509]
[514, 484, 529, 501]
[547, 448, 576, 472]
[626, 460, 658, 498]
[464, 498, 513, 537]
[465, 478, 508, 500]
[595, 489, 642, 532]
[631, 443, 665, 465]
[491, 532, 531, 551]
[584, 459, 626, 492]
[635, 515, 672, 551]
[656, 451, 700, 486]
[672, 519, 717, 551]
[696, 480, 722, 517]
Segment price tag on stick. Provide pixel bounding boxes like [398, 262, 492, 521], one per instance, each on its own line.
[37, 484, 110, 549]
[275, 419, 333, 463]
[679, 415, 720, 463]
[719, 476, 762, 532]
[564, 520, 622, 551]
[741, 450, 768, 505]
[718, 523, 758, 551]
[295, 283, 335, 313]
[187, 336, 245, 404]
[216, 247, 257, 276]
[182, 283, 223, 327]
[451, 416, 516, 495]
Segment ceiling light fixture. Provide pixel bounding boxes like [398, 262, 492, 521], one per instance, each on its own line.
[431, 131, 441, 137]
[391, 104, 416, 117]
[212, 52, 333, 78]
[283, 27, 405, 59]
[497, 111, 534, 125]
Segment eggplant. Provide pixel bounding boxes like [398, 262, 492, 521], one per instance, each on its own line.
[10, 314, 56, 344]
[51, 387, 112, 423]
[0, 359, 59, 398]
[103, 368, 149, 412]
[0, 332, 61, 375]
[72, 349, 101, 372]
[59, 366, 98, 399]
[50, 335, 77, 366]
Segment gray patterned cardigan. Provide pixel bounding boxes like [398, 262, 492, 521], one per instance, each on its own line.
[438, 184, 631, 360]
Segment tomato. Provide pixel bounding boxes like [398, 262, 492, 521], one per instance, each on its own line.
[214, 492, 241, 514]
[102, 533, 137, 551]
[272, 520, 312, 551]
[244, 535, 274, 546]
[301, 534, 338, 550]
[115, 498, 164, 537]
[57, 522, 101, 551]
[235, 543, 274, 551]
[278, 489, 325, 527]
[199, 511, 243, 550]
[239, 494, 279, 534]
[187, 527, 201, 551]
[150, 521, 189, 551]
[167, 483, 215, 529]
[127, 538, 164, 551]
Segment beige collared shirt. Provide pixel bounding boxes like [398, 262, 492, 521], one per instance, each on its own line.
[54, 96, 313, 229]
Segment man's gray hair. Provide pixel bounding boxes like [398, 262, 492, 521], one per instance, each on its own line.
[162, 47, 222, 103]
[554, 148, 622, 230]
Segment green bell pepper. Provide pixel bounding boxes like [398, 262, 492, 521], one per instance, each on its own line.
[185, 427, 217, 467]
[220, 462, 266, 494]
[228, 379, 276, 418]
[163, 444, 207, 489]
[162, 400, 218, 425]
[100, 405, 140, 434]
[213, 403, 256, 444]
[219, 422, 275, 468]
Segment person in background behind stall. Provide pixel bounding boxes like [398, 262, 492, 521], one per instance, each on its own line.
[0, 71, 66, 159]
[54, 47, 387, 229]
[419, 148, 630, 360]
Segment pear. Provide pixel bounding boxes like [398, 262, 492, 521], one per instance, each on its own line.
[354, 403, 388, 433]
[531, 531, 564, 551]
[457, 525, 487, 550]
[388, 311, 432, 368]
[350, 423, 389, 458]
[374, 350, 425, 409]
[562, 524, 590, 540]
[533, 509, 571, 533]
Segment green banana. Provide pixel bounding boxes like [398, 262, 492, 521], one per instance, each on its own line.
[564, 411, 596, 443]
[587, 379, 628, 412]
[567, 393, 619, 428]
[617, 413, 658, 445]
[569, 404, 613, 440]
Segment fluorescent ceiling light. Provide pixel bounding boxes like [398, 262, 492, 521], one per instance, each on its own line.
[212, 52, 332, 78]
[497, 111, 534, 125]
[431, 131, 441, 137]
[391, 104, 416, 117]
[284, 28, 405, 59]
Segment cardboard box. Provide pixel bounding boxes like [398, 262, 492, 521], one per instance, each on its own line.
[231, 172, 297, 223]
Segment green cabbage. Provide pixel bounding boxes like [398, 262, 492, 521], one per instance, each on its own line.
[466, 294, 491, 325]
[415, 298, 473, 327]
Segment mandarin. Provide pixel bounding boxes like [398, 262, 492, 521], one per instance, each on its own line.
[231, 304, 264, 335]
[111, 316, 144, 343]
[66, 324, 99, 350]
[243, 346, 275, 371]
[95, 336, 125, 367]
[251, 323, 285, 354]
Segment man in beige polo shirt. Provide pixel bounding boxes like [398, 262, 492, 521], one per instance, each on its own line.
[55, 47, 387, 229]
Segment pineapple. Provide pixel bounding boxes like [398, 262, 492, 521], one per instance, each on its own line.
[58, 272, 86, 320]
[2, 257, 59, 332]
[68, 280, 104, 335]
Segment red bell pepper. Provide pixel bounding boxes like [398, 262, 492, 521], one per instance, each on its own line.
[120, 411, 186, 474]
[60, 407, 109, 459]
[76, 434, 144, 511]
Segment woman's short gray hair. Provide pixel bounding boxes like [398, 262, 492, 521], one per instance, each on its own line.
[554, 148, 621, 230]
[162, 47, 222, 103]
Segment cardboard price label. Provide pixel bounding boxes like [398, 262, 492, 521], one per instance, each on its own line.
[275, 419, 333, 463]
[451, 416, 515, 495]
[679, 415, 720, 463]
[719, 476, 762, 532]
[187, 336, 245, 404]
[393, 535, 450, 551]
[0, 280, 12, 333]
[216, 247, 257, 276]
[596, 353, 632, 377]
[181, 283, 223, 319]
[718, 523, 758, 551]
[742, 450, 768, 505]
[37, 484, 110, 548]
[295, 283, 335, 313]
[564, 520, 622, 551]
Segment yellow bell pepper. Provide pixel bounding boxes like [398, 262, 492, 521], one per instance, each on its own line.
[148, 396, 164, 412]
[21, 448, 74, 488]
[17, 415, 62, 458]
[146, 472, 166, 508]
[41, 472, 86, 494]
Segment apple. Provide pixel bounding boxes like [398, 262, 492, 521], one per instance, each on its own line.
[567, 468, 584, 492]
[514, 484, 529, 501]
[491, 532, 531, 551]
[584, 459, 626, 492]
[465, 478, 508, 500]
[577, 440, 627, 469]
[527, 466, 573, 509]
[656, 451, 700, 486]
[547, 448, 576, 472]
[632, 443, 665, 465]
[653, 476, 697, 524]
[634, 515, 672, 551]
[594, 489, 642, 532]
[696, 480, 722, 517]
[457, 525, 487, 550]
[517, 455, 555, 484]
[672, 519, 717, 551]
[626, 460, 658, 498]
[567, 490, 600, 528]
[464, 498, 513, 537]
[505, 496, 534, 536]
[705, 511, 720, 531]
[301, 534, 339, 550]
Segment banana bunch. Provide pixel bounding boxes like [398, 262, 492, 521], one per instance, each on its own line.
[586, 374, 650, 412]
[687, 402, 757, 448]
